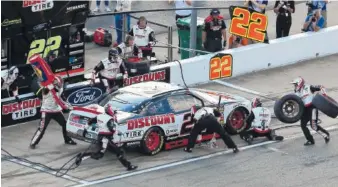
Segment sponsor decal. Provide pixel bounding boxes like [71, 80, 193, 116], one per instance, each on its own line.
[124, 70, 166, 86]
[23, 0, 54, 12]
[67, 87, 102, 106]
[66, 4, 87, 13]
[126, 141, 140, 146]
[55, 68, 66, 72]
[2, 98, 41, 115]
[124, 130, 144, 138]
[166, 135, 179, 141]
[1, 18, 22, 27]
[69, 121, 85, 128]
[70, 114, 88, 125]
[71, 65, 82, 69]
[127, 113, 175, 130]
[33, 23, 48, 32]
[166, 128, 178, 135]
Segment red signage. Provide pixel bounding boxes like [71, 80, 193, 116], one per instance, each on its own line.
[124, 70, 166, 86]
[127, 113, 175, 130]
[2, 98, 41, 115]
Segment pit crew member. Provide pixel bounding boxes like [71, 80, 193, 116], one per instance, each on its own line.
[116, 35, 139, 58]
[92, 48, 128, 92]
[291, 77, 330, 146]
[129, 16, 156, 58]
[184, 105, 239, 153]
[30, 76, 77, 149]
[239, 98, 284, 144]
[202, 8, 227, 52]
[1, 66, 20, 99]
[75, 104, 137, 171]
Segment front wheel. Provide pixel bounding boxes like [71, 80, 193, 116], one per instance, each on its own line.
[140, 127, 164, 156]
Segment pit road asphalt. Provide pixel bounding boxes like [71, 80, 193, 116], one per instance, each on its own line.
[2, 54, 338, 187]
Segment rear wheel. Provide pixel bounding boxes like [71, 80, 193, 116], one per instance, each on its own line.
[140, 127, 164, 156]
[225, 108, 247, 135]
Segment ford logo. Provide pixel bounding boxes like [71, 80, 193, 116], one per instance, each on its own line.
[67, 87, 102, 106]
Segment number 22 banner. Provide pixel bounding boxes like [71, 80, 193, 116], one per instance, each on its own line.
[229, 6, 268, 43]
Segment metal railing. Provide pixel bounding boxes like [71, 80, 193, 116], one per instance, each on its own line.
[88, 6, 232, 62]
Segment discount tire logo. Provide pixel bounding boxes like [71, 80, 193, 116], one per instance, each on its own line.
[209, 53, 233, 80]
[2, 98, 41, 120]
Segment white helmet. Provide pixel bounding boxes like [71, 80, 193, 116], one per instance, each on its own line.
[53, 76, 63, 90]
[290, 77, 305, 92]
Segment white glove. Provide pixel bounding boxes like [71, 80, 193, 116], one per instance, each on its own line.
[123, 73, 128, 79]
[282, 5, 287, 9]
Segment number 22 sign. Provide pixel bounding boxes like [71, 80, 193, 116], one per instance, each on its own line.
[229, 6, 268, 43]
[209, 53, 233, 80]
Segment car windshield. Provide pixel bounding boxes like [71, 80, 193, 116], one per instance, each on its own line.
[99, 91, 149, 113]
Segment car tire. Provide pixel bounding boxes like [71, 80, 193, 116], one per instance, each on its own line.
[140, 127, 164, 156]
[274, 94, 305, 124]
[224, 107, 247, 135]
[312, 93, 338, 118]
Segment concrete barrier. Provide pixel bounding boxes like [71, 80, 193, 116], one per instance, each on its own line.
[151, 25, 338, 86]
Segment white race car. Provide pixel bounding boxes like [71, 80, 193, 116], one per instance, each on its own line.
[66, 81, 251, 155]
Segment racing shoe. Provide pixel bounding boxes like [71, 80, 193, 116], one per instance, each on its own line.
[304, 140, 315, 146]
[324, 134, 330, 144]
[233, 147, 239, 153]
[29, 144, 36, 149]
[127, 165, 138, 171]
[183, 147, 192, 153]
[65, 139, 77, 145]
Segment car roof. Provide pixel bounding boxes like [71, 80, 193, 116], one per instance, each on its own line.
[119, 81, 184, 98]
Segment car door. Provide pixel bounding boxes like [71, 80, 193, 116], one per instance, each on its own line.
[166, 93, 204, 137]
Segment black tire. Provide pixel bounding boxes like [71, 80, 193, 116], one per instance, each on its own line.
[224, 107, 248, 135]
[124, 57, 151, 77]
[140, 127, 164, 156]
[274, 94, 305, 124]
[312, 93, 338, 118]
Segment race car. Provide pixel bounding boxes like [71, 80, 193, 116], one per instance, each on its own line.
[66, 81, 252, 155]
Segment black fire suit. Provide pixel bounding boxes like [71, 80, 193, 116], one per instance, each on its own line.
[203, 15, 227, 52]
[76, 117, 137, 171]
[298, 85, 330, 145]
[185, 107, 238, 153]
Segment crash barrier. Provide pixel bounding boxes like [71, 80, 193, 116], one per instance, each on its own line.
[149, 25, 338, 86]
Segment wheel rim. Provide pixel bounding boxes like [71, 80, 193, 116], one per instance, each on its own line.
[230, 111, 245, 130]
[282, 100, 300, 117]
[145, 131, 160, 151]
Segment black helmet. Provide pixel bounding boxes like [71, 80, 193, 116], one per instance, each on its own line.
[108, 48, 118, 61]
[210, 8, 220, 15]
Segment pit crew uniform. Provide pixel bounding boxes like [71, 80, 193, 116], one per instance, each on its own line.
[239, 98, 284, 144]
[129, 19, 156, 58]
[30, 77, 76, 149]
[92, 49, 128, 91]
[203, 9, 227, 52]
[75, 104, 137, 171]
[291, 77, 330, 146]
[116, 35, 139, 58]
[1, 66, 19, 99]
[184, 106, 239, 153]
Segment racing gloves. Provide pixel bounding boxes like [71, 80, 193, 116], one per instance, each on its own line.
[223, 40, 227, 48]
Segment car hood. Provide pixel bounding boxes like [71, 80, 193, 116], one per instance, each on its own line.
[84, 104, 138, 123]
[190, 88, 249, 104]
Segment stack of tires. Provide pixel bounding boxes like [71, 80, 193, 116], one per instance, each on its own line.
[274, 93, 338, 124]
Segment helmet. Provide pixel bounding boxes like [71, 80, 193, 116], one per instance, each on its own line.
[210, 8, 220, 15]
[105, 103, 116, 117]
[53, 76, 63, 90]
[290, 77, 305, 92]
[108, 48, 119, 61]
[251, 97, 262, 108]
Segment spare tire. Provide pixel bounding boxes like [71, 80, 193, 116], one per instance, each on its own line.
[312, 93, 338, 118]
[124, 57, 151, 77]
[274, 94, 305, 124]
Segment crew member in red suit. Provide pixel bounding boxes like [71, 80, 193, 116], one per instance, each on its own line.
[202, 8, 227, 52]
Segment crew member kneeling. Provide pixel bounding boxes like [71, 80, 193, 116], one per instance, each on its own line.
[129, 16, 156, 58]
[75, 104, 137, 171]
[92, 48, 128, 92]
[184, 105, 239, 153]
[30, 77, 76, 149]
